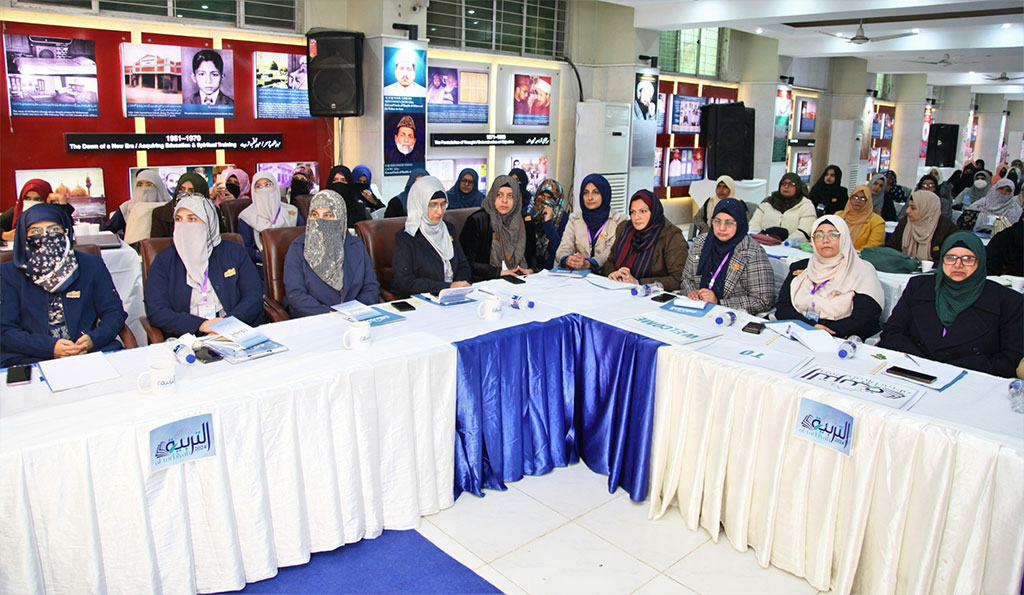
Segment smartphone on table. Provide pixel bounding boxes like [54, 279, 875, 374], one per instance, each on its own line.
[6, 365, 32, 386]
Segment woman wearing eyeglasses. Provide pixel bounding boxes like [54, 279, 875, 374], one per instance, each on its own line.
[775, 215, 884, 339]
[679, 198, 775, 314]
[749, 173, 817, 241]
[836, 184, 886, 250]
[880, 232, 1022, 378]
[392, 176, 471, 298]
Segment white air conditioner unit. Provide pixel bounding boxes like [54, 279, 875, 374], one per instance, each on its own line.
[828, 119, 863, 189]
[574, 101, 631, 213]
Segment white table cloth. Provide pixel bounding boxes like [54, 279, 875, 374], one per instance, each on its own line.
[98, 242, 147, 346]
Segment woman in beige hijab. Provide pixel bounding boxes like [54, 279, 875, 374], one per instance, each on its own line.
[691, 175, 736, 236]
[885, 189, 958, 263]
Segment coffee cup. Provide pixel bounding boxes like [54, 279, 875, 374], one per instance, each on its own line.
[343, 321, 372, 351]
[138, 360, 176, 394]
[477, 295, 503, 320]
[920, 260, 934, 272]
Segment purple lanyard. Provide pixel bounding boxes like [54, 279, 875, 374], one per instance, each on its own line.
[271, 206, 282, 225]
[201, 268, 210, 302]
[587, 221, 608, 256]
[706, 251, 731, 289]
[809, 279, 828, 311]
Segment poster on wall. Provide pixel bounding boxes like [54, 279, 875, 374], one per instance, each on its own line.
[426, 66, 488, 124]
[15, 168, 105, 224]
[670, 95, 705, 134]
[254, 51, 311, 119]
[128, 164, 231, 199]
[256, 161, 320, 195]
[871, 110, 883, 139]
[632, 72, 658, 167]
[512, 74, 551, 126]
[426, 158, 487, 192]
[656, 92, 667, 134]
[879, 148, 891, 172]
[882, 112, 894, 140]
[507, 155, 548, 194]
[383, 44, 427, 176]
[4, 34, 98, 117]
[773, 87, 792, 162]
[798, 98, 816, 133]
[653, 147, 663, 187]
[920, 106, 933, 159]
[664, 147, 705, 186]
[795, 152, 812, 182]
[121, 43, 234, 118]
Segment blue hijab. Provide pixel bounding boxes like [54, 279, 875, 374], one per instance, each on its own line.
[13, 203, 75, 268]
[509, 167, 533, 214]
[697, 198, 748, 298]
[352, 164, 372, 185]
[446, 167, 484, 209]
[397, 167, 430, 210]
[579, 173, 612, 237]
[13, 203, 80, 294]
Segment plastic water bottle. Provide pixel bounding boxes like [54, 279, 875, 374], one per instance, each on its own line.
[170, 341, 197, 365]
[631, 281, 664, 297]
[837, 335, 862, 360]
[505, 295, 535, 310]
[1009, 379, 1024, 414]
[714, 311, 737, 326]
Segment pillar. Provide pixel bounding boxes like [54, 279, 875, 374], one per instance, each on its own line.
[1006, 100, 1024, 163]
[890, 73, 927, 188]
[934, 86, 972, 167]
[974, 93, 1005, 168]
[824, 57, 869, 187]
[732, 30, 779, 184]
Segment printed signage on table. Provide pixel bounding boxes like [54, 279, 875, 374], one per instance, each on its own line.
[512, 74, 551, 126]
[383, 44, 427, 176]
[793, 398, 853, 456]
[792, 365, 923, 410]
[697, 337, 811, 375]
[4, 33, 98, 117]
[254, 51, 311, 119]
[631, 72, 658, 167]
[150, 413, 216, 470]
[15, 168, 105, 224]
[616, 312, 720, 346]
[121, 43, 234, 118]
[426, 66, 489, 124]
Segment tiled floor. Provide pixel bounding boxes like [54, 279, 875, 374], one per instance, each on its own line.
[417, 463, 824, 595]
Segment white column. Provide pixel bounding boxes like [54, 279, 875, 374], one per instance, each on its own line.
[974, 93, 1005, 168]
[1005, 100, 1024, 163]
[891, 74, 927, 187]
[733, 30, 780, 184]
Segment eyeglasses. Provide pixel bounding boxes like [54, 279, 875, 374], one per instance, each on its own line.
[26, 224, 65, 237]
[920, 182, 936, 189]
[780, 180, 797, 187]
[427, 200, 448, 211]
[812, 231, 841, 241]
[850, 195, 868, 202]
[942, 254, 978, 267]
[710, 217, 737, 228]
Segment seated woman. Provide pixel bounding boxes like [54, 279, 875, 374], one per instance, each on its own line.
[914, 172, 952, 219]
[446, 167, 485, 209]
[749, 173, 817, 241]
[392, 176, 472, 298]
[144, 195, 264, 338]
[532, 179, 569, 270]
[808, 164, 848, 215]
[882, 169, 906, 220]
[509, 167, 534, 214]
[601, 189, 687, 291]
[460, 174, 537, 281]
[385, 167, 429, 218]
[866, 173, 897, 222]
[554, 174, 626, 273]
[880, 232, 1023, 378]
[220, 167, 250, 201]
[1, 204, 128, 367]
[283, 190, 380, 316]
[680, 198, 774, 314]
[961, 178, 1022, 234]
[326, 165, 369, 226]
[1, 179, 75, 242]
[150, 172, 223, 239]
[288, 164, 314, 202]
[953, 170, 991, 212]
[775, 215, 884, 339]
[692, 175, 736, 236]
[102, 169, 171, 243]
[986, 216, 1023, 276]
[886, 190, 958, 264]
[236, 171, 302, 274]
[836, 184, 885, 250]
[352, 164, 385, 213]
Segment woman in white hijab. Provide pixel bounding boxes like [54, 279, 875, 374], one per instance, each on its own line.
[774, 214, 885, 339]
[962, 178, 1022, 233]
[236, 171, 301, 273]
[143, 194, 264, 337]
[102, 169, 171, 244]
[392, 176, 472, 298]
[691, 174, 737, 236]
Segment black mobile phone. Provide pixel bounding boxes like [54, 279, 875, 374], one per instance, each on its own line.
[884, 366, 937, 384]
[502, 275, 526, 285]
[6, 365, 32, 386]
[391, 300, 416, 312]
[194, 346, 223, 364]
[651, 292, 676, 303]
[741, 321, 765, 334]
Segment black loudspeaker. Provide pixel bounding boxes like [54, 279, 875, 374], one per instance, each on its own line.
[926, 123, 959, 167]
[700, 102, 755, 180]
[306, 29, 364, 117]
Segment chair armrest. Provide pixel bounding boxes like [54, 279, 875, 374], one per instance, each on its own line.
[118, 325, 139, 349]
[140, 316, 166, 344]
[263, 297, 291, 323]
[380, 288, 399, 303]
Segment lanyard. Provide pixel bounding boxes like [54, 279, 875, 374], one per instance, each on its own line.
[587, 221, 608, 257]
[706, 251, 731, 290]
[809, 279, 828, 312]
[201, 268, 210, 302]
[271, 205, 281, 225]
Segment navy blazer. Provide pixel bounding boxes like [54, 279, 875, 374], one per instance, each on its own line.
[1, 252, 127, 366]
[392, 222, 471, 298]
[459, 209, 538, 282]
[880, 275, 1023, 378]
[237, 214, 306, 270]
[100, 209, 126, 236]
[144, 240, 264, 338]
[775, 258, 882, 339]
[283, 232, 380, 317]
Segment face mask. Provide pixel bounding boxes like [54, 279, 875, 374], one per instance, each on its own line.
[290, 179, 309, 197]
[327, 181, 352, 200]
[27, 231, 66, 254]
[353, 182, 371, 201]
[226, 182, 241, 199]
[173, 222, 212, 282]
[974, 179, 987, 189]
[133, 186, 159, 203]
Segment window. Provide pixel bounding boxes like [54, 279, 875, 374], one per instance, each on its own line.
[13, 0, 297, 31]
[427, 0, 566, 58]
[658, 28, 723, 79]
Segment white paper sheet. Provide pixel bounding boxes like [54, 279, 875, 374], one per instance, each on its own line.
[883, 354, 966, 391]
[38, 352, 120, 392]
[672, 296, 709, 310]
[697, 338, 813, 374]
[586, 275, 637, 291]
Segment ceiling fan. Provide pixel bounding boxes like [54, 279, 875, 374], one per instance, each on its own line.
[986, 72, 1024, 81]
[819, 20, 917, 44]
[906, 54, 963, 67]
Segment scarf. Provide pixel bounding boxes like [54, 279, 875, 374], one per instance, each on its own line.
[612, 189, 666, 278]
[174, 172, 210, 200]
[405, 176, 455, 268]
[705, 175, 737, 218]
[934, 232, 987, 327]
[965, 171, 991, 204]
[884, 170, 906, 204]
[579, 173, 613, 239]
[808, 165, 844, 206]
[13, 178, 54, 228]
[122, 169, 171, 244]
[395, 167, 430, 212]
[902, 190, 942, 261]
[481, 175, 528, 270]
[868, 173, 887, 214]
[790, 215, 884, 320]
[220, 167, 251, 202]
[840, 184, 873, 242]
[767, 172, 805, 212]
[304, 190, 347, 292]
[697, 198, 748, 298]
[14, 203, 80, 294]
[965, 178, 1021, 230]
[533, 178, 565, 258]
[509, 167, 533, 214]
[446, 167, 485, 209]
[352, 165, 373, 185]
[289, 164, 314, 198]
[172, 196, 221, 292]
[238, 172, 298, 250]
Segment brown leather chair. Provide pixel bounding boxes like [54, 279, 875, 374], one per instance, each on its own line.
[292, 194, 312, 221]
[259, 226, 305, 322]
[443, 207, 478, 238]
[218, 199, 252, 233]
[353, 217, 407, 302]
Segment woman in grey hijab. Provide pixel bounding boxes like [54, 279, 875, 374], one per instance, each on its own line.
[458, 174, 538, 281]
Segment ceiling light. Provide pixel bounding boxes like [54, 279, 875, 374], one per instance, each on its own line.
[755, 27, 763, 34]
[911, 28, 920, 34]
[1002, 23, 1011, 29]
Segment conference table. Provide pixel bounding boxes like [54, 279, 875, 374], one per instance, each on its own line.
[1, 273, 1021, 595]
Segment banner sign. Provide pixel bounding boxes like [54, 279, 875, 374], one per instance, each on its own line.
[150, 413, 216, 470]
[430, 133, 550, 147]
[4, 34, 99, 117]
[792, 365, 923, 410]
[426, 66, 489, 124]
[66, 133, 282, 152]
[121, 43, 234, 118]
[793, 398, 853, 456]
[697, 338, 811, 375]
[383, 43, 427, 177]
[254, 51, 312, 119]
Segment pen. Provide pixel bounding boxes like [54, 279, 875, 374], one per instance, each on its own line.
[905, 354, 921, 367]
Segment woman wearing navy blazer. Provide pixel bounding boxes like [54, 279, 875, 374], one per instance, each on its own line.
[235, 171, 303, 276]
[1, 203, 127, 366]
[283, 189, 380, 317]
[144, 195, 264, 338]
[392, 176, 472, 298]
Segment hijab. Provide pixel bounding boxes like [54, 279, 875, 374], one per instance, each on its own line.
[13, 179, 54, 228]
[533, 178, 566, 258]
[767, 172, 806, 212]
[174, 172, 210, 200]
[304, 190, 347, 292]
[966, 178, 1022, 230]
[396, 167, 430, 211]
[122, 169, 172, 244]
[927, 167, 944, 185]
[351, 165, 373, 185]
[13, 203, 80, 294]
[705, 174, 736, 217]
[790, 215, 884, 320]
[612, 189, 666, 278]
[884, 170, 907, 204]
[172, 195, 221, 292]
[966, 170, 991, 204]
[915, 174, 938, 191]
[839, 183, 873, 241]
[509, 167, 533, 214]
[697, 198, 748, 298]
[808, 164, 844, 205]
[481, 175, 528, 270]
[446, 167, 484, 209]
[902, 190, 942, 261]
[405, 176, 455, 263]
[219, 167, 250, 203]
[238, 171, 298, 250]
[290, 165, 313, 198]
[327, 165, 371, 225]
[868, 173, 887, 214]
[934, 232, 987, 328]
[579, 173, 613, 238]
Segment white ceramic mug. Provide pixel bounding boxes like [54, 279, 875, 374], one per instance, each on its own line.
[477, 295, 503, 320]
[138, 360, 176, 394]
[343, 321, 372, 351]
[920, 260, 934, 272]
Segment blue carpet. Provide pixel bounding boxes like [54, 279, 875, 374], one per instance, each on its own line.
[206, 529, 501, 594]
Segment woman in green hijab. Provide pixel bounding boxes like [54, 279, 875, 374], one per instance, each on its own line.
[880, 231, 1023, 378]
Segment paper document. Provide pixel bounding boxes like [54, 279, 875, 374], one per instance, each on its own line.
[208, 317, 268, 349]
[697, 338, 812, 374]
[549, 266, 591, 277]
[332, 300, 381, 322]
[672, 296, 708, 310]
[884, 354, 966, 391]
[585, 275, 636, 290]
[38, 351, 120, 392]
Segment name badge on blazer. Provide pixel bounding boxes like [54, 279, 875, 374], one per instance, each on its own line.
[792, 269, 804, 277]
[66, 290, 81, 298]
[729, 263, 741, 270]
[223, 268, 237, 278]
